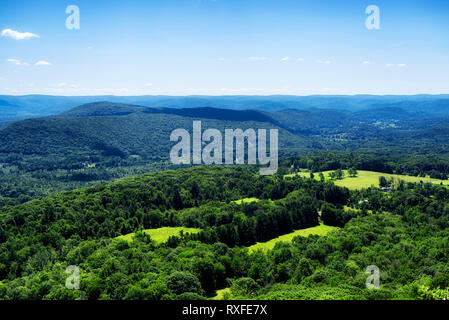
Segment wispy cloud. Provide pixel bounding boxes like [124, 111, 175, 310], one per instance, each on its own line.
[35, 60, 52, 66]
[297, 57, 305, 62]
[1, 28, 39, 40]
[217, 57, 225, 61]
[248, 56, 267, 61]
[281, 56, 289, 61]
[57, 82, 79, 88]
[386, 63, 406, 68]
[7, 58, 29, 66]
[144, 82, 153, 87]
[320, 88, 339, 93]
[316, 59, 331, 64]
[362, 61, 370, 65]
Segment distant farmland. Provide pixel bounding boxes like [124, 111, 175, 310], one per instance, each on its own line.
[286, 170, 449, 190]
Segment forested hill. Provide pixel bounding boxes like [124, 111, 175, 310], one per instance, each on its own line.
[0, 102, 309, 204]
[62, 102, 279, 124]
[60, 102, 150, 117]
[4, 101, 449, 205]
[0, 102, 307, 160]
[3, 100, 449, 163]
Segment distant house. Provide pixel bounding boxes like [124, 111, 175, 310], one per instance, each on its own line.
[381, 187, 392, 192]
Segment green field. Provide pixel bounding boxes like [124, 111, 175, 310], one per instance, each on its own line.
[210, 288, 231, 300]
[233, 197, 260, 204]
[286, 170, 449, 190]
[233, 197, 274, 205]
[116, 226, 202, 243]
[248, 224, 339, 252]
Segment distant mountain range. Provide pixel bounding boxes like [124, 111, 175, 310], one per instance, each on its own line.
[2, 94, 449, 122]
[2, 100, 449, 167]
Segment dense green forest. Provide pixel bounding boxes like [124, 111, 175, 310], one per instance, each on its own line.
[1, 102, 449, 300]
[0, 165, 448, 300]
[0, 103, 309, 206]
[4, 101, 449, 207]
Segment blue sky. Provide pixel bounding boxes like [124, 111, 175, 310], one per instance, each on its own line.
[0, 0, 448, 95]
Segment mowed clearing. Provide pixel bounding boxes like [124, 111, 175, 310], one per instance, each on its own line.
[233, 197, 273, 205]
[286, 170, 449, 190]
[248, 224, 339, 252]
[210, 288, 231, 300]
[233, 197, 260, 204]
[116, 227, 201, 243]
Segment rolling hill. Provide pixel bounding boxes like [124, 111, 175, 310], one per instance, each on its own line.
[3, 99, 446, 171]
[0, 102, 309, 161]
[0, 102, 312, 203]
[2, 94, 449, 122]
[3, 100, 449, 205]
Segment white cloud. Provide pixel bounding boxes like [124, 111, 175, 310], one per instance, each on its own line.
[362, 61, 370, 65]
[217, 57, 225, 61]
[316, 59, 331, 64]
[7, 58, 29, 66]
[281, 56, 289, 61]
[1, 28, 39, 40]
[386, 63, 406, 68]
[35, 60, 52, 66]
[57, 82, 78, 88]
[320, 88, 339, 93]
[297, 58, 305, 62]
[144, 82, 153, 87]
[248, 56, 266, 60]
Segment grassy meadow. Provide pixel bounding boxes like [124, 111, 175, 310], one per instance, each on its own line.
[233, 197, 260, 204]
[248, 224, 339, 252]
[210, 288, 232, 300]
[286, 170, 449, 190]
[116, 226, 202, 243]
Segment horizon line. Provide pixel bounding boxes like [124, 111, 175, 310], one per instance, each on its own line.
[2, 93, 449, 98]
